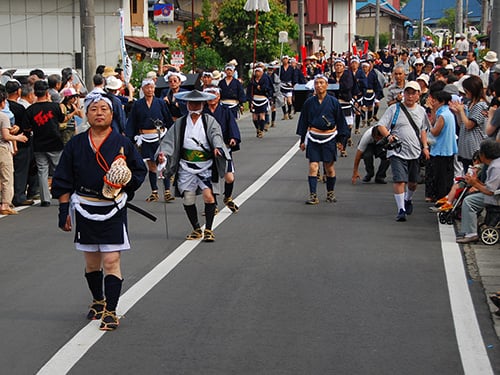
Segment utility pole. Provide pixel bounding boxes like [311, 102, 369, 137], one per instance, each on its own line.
[491, 0, 500, 55]
[298, 0, 305, 62]
[80, 0, 96, 90]
[419, 0, 425, 49]
[375, 0, 380, 51]
[481, 0, 489, 35]
[456, 0, 463, 34]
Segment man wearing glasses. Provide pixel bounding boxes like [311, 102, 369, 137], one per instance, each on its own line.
[376, 81, 431, 222]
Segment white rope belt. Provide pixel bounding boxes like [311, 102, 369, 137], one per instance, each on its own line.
[71, 192, 128, 222]
[134, 129, 167, 147]
[306, 129, 338, 144]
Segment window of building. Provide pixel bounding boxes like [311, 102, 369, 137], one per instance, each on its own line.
[130, 0, 144, 27]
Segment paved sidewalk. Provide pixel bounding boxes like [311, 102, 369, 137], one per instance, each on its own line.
[467, 241, 500, 337]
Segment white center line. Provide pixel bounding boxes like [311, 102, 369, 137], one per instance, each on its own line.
[36, 141, 300, 375]
[438, 221, 494, 374]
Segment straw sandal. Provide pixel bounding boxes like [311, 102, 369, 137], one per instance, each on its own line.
[186, 228, 203, 240]
[203, 229, 215, 242]
[86, 299, 106, 320]
[146, 191, 159, 202]
[99, 310, 119, 331]
[223, 197, 239, 213]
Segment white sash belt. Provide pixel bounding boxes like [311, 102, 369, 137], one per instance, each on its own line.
[306, 129, 338, 144]
[134, 129, 167, 147]
[71, 193, 128, 222]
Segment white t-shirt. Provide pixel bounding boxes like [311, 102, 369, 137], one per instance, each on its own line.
[377, 103, 430, 160]
[467, 61, 480, 76]
[357, 128, 376, 153]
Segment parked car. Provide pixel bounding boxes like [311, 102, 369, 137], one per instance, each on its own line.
[0, 67, 88, 96]
[432, 28, 451, 39]
[466, 26, 480, 38]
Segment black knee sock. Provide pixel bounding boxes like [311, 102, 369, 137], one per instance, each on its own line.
[162, 176, 170, 190]
[374, 105, 379, 116]
[326, 176, 336, 192]
[252, 119, 259, 130]
[204, 202, 217, 230]
[184, 204, 200, 230]
[104, 274, 122, 312]
[367, 110, 373, 120]
[271, 111, 276, 122]
[224, 182, 234, 199]
[308, 176, 318, 194]
[288, 105, 292, 115]
[355, 115, 361, 129]
[259, 119, 266, 131]
[85, 270, 104, 301]
[282, 106, 287, 116]
[148, 171, 158, 191]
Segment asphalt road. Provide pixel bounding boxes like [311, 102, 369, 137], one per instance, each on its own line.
[1, 112, 500, 374]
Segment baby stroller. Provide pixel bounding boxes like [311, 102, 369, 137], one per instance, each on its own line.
[438, 178, 471, 225]
[479, 201, 500, 246]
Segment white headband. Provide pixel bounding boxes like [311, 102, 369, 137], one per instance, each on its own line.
[84, 90, 113, 113]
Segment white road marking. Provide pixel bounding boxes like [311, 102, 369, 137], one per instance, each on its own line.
[36, 141, 301, 374]
[36, 143, 495, 374]
[438, 221, 494, 375]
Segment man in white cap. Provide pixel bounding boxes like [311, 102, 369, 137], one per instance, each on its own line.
[126, 79, 174, 202]
[376, 81, 431, 221]
[157, 90, 231, 242]
[482, 51, 499, 97]
[296, 74, 350, 205]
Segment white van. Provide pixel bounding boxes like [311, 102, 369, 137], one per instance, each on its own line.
[0, 67, 88, 96]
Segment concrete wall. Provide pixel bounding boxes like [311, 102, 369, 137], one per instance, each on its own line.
[0, 0, 123, 70]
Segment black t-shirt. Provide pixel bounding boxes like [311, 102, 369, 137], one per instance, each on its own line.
[23, 101, 65, 152]
[8, 99, 31, 148]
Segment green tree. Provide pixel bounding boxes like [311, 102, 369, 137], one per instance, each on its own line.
[438, 8, 456, 34]
[215, 0, 298, 68]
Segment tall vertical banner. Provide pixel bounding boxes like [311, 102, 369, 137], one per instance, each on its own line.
[119, 8, 133, 85]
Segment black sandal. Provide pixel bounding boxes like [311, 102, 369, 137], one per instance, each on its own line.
[223, 197, 239, 213]
[489, 292, 500, 308]
[186, 228, 202, 240]
[99, 310, 119, 331]
[86, 299, 106, 320]
[203, 229, 215, 242]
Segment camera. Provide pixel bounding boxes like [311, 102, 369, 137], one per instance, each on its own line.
[376, 135, 402, 151]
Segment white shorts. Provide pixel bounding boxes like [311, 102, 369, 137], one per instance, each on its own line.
[76, 225, 130, 252]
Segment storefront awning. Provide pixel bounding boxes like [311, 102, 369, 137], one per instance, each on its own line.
[124, 37, 168, 52]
